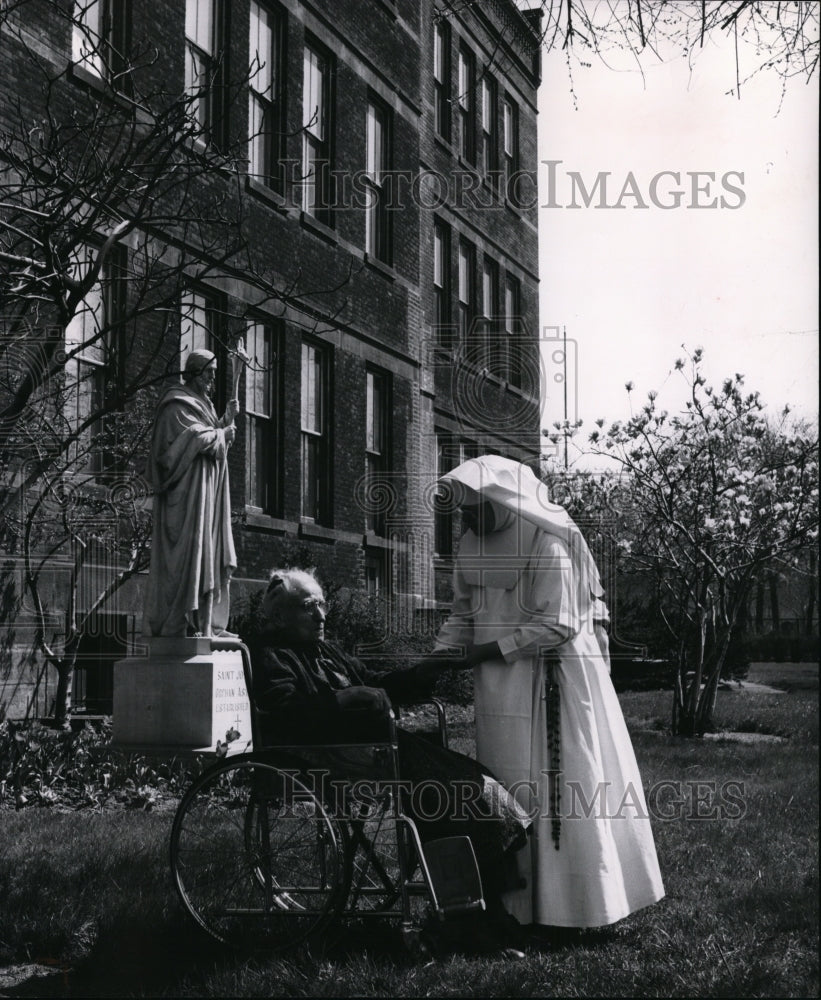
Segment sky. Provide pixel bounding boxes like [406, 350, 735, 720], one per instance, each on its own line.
[536, 20, 819, 467]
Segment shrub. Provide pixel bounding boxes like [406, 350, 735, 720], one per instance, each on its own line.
[736, 632, 820, 663]
[0, 719, 202, 812]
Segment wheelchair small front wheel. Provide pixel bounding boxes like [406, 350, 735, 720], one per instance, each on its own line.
[170, 758, 345, 952]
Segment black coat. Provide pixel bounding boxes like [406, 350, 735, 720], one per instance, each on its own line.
[250, 636, 433, 744]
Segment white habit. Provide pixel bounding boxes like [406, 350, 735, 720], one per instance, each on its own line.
[435, 456, 665, 927]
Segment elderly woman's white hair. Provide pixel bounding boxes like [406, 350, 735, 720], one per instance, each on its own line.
[261, 567, 324, 625]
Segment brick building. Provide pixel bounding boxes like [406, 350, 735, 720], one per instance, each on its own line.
[0, 0, 541, 718]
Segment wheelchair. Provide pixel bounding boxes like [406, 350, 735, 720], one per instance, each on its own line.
[169, 639, 487, 953]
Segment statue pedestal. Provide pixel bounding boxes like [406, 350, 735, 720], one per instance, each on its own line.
[112, 637, 253, 754]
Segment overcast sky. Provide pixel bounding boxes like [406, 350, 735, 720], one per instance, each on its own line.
[536, 26, 819, 466]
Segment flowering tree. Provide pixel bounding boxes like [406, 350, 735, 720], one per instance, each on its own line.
[590, 350, 819, 736]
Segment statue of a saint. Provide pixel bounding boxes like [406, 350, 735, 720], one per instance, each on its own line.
[144, 341, 250, 637]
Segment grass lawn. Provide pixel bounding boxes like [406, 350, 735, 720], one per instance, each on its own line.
[0, 664, 817, 997]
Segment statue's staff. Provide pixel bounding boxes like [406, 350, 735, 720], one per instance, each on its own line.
[224, 337, 251, 428]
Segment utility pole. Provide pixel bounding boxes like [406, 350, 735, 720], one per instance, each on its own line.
[563, 325, 569, 470]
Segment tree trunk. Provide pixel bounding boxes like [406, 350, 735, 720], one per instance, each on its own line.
[672, 614, 708, 738]
[769, 572, 781, 633]
[806, 548, 817, 636]
[755, 579, 764, 631]
[696, 627, 732, 733]
[52, 640, 79, 729]
[53, 662, 73, 729]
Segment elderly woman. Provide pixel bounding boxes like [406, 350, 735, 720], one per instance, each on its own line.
[247, 567, 531, 955]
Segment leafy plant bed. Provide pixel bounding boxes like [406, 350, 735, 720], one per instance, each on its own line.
[0, 718, 201, 813]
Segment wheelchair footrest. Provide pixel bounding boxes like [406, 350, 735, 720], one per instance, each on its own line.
[420, 836, 485, 918]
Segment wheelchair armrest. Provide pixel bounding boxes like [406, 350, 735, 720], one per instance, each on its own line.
[393, 698, 449, 749]
[430, 698, 449, 749]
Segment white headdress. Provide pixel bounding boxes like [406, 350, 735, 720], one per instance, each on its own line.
[438, 454, 605, 616]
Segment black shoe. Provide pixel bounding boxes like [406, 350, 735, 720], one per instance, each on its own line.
[471, 913, 527, 958]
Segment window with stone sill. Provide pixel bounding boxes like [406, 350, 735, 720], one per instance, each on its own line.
[364, 549, 390, 596]
[434, 435, 479, 557]
[433, 216, 452, 348]
[302, 40, 334, 226]
[245, 318, 282, 515]
[433, 18, 450, 142]
[504, 272, 523, 388]
[300, 340, 331, 524]
[502, 95, 519, 203]
[481, 73, 498, 183]
[185, 0, 223, 145]
[63, 243, 125, 477]
[248, 1, 285, 191]
[72, 0, 129, 84]
[364, 99, 392, 265]
[180, 287, 226, 411]
[457, 45, 476, 165]
[457, 237, 476, 345]
[480, 254, 499, 369]
[365, 368, 391, 535]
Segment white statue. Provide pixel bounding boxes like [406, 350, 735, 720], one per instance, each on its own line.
[144, 340, 250, 637]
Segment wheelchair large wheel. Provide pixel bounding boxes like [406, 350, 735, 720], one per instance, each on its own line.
[343, 795, 423, 914]
[170, 758, 346, 951]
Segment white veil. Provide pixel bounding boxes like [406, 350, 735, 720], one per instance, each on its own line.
[438, 454, 605, 620]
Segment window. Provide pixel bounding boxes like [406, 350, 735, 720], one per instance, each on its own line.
[185, 0, 221, 142]
[180, 290, 214, 363]
[504, 274, 522, 387]
[457, 46, 475, 163]
[365, 369, 391, 535]
[72, 0, 128, 81]
[248, 2, 284, 189]
[433, 19, 450, 141]
[365, 100, 391, 264]
[434, 436, 478, 556]
[245, 320, 281, 514]
[364, 550, 389, 596]
[435, 434, 455, 557]
[301, 342, 330, 523]
[480, 256, 498, 367]
[180, 289, 224, 409]
[481, 74, 497, 180]
[72, 612, 128, 715]
[302, 41, 333, 223]
[64, 245, 124, 475]
[502, 95, 519, 197]
[65, 247, 106, 474]
[457, 238, 475, 343]
[433, 217, 451, 346]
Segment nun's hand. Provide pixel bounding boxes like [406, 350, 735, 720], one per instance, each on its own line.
[414, 652, 470, 679]
[462, 641, 503, 667]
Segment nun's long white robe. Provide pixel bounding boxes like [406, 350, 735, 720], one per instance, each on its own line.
[435, 518, 665, 927]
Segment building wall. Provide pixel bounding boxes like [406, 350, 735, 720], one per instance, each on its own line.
[417, 1, 542, 597]
[0, 0, 541, 718]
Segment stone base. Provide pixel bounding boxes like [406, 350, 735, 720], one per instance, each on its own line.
[112, 637, 252, 753]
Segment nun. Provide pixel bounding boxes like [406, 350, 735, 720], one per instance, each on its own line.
[432, 454, 665, 929]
